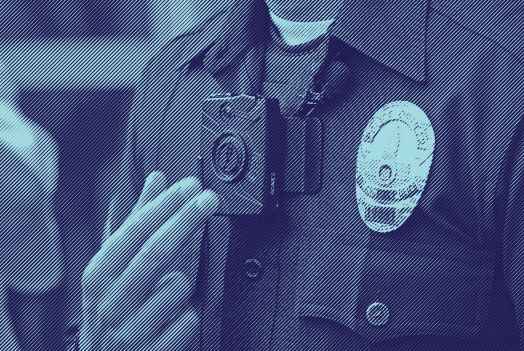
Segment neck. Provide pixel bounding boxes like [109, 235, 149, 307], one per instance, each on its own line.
[270, 11, 334, 46]
[265, 0, 343, 22]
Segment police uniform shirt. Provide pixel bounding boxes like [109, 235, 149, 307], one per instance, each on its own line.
[220, 26, 334, 350]
[262, 25, 329, 115]
[106, 0, 524, 350]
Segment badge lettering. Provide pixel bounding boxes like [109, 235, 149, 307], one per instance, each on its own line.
[356, 101, 435, 233]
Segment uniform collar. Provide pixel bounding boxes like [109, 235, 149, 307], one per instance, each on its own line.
[204, 0, 428, 82]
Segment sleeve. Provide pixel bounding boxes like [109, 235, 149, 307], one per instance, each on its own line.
[103, 122, 142, 239]
[103, 66, 152, 240]
[501, 116, 524, 348]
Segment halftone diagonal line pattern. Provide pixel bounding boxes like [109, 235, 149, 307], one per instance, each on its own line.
[1, 1, 523, 350]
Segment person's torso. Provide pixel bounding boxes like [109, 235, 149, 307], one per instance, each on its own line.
[127, 3, 524, 350]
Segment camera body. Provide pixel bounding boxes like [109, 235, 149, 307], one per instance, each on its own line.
[200, 94, 284, 216]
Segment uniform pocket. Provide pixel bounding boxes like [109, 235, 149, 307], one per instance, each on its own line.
[294, 225, 495, 344]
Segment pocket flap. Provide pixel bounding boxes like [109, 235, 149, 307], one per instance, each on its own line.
[295, 228, 495, 344]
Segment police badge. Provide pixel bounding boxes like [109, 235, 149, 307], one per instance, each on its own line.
[356, 101, 435, 233]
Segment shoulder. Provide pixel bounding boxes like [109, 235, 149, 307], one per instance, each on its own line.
[430, 0, 523, 62]
[128, 9, 228, 130]
[144, 10, 229, 77]
[125, 11, 230, 173]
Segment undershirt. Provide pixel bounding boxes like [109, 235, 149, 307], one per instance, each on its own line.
[220, 14, 334, 351]
[269, 11, 334, 47]
[262, 15, 332, 117]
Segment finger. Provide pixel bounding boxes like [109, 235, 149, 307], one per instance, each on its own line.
[145, 310, 200, 351]
[98, 190, 218, 327]
[132, 171, 168, 213]
[83, 177, 201, 297]
[110, 272, 192, 348]
[102, 171, 166, 241]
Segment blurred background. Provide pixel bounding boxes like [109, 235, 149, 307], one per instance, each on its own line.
[0, 0, 230, 328]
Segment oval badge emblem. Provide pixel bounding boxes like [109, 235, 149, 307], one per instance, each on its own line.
[356, 101, 435, 233]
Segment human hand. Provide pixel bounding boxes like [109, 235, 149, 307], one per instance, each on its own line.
[80, 172, 218, 350]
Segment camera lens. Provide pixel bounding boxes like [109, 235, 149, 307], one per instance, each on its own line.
[212, 132, 247, 182]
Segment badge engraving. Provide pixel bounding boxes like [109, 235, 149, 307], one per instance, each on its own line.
[356, 101, 435, 233]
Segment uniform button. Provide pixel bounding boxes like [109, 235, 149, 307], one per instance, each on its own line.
[244, 258, 263, 280]
[366, 302, 390, 327]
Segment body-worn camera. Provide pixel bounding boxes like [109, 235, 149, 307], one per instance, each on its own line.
[200, 94, 285, 216]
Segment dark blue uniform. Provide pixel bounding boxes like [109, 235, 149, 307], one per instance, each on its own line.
[106, 0, 524, 349]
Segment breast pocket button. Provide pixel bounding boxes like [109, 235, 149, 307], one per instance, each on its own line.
[366, 302, 390, 327]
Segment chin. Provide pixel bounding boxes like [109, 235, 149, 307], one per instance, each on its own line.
[266, 0, 337, 21]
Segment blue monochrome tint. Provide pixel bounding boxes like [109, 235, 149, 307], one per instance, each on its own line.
[0, 1, 523, 351]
